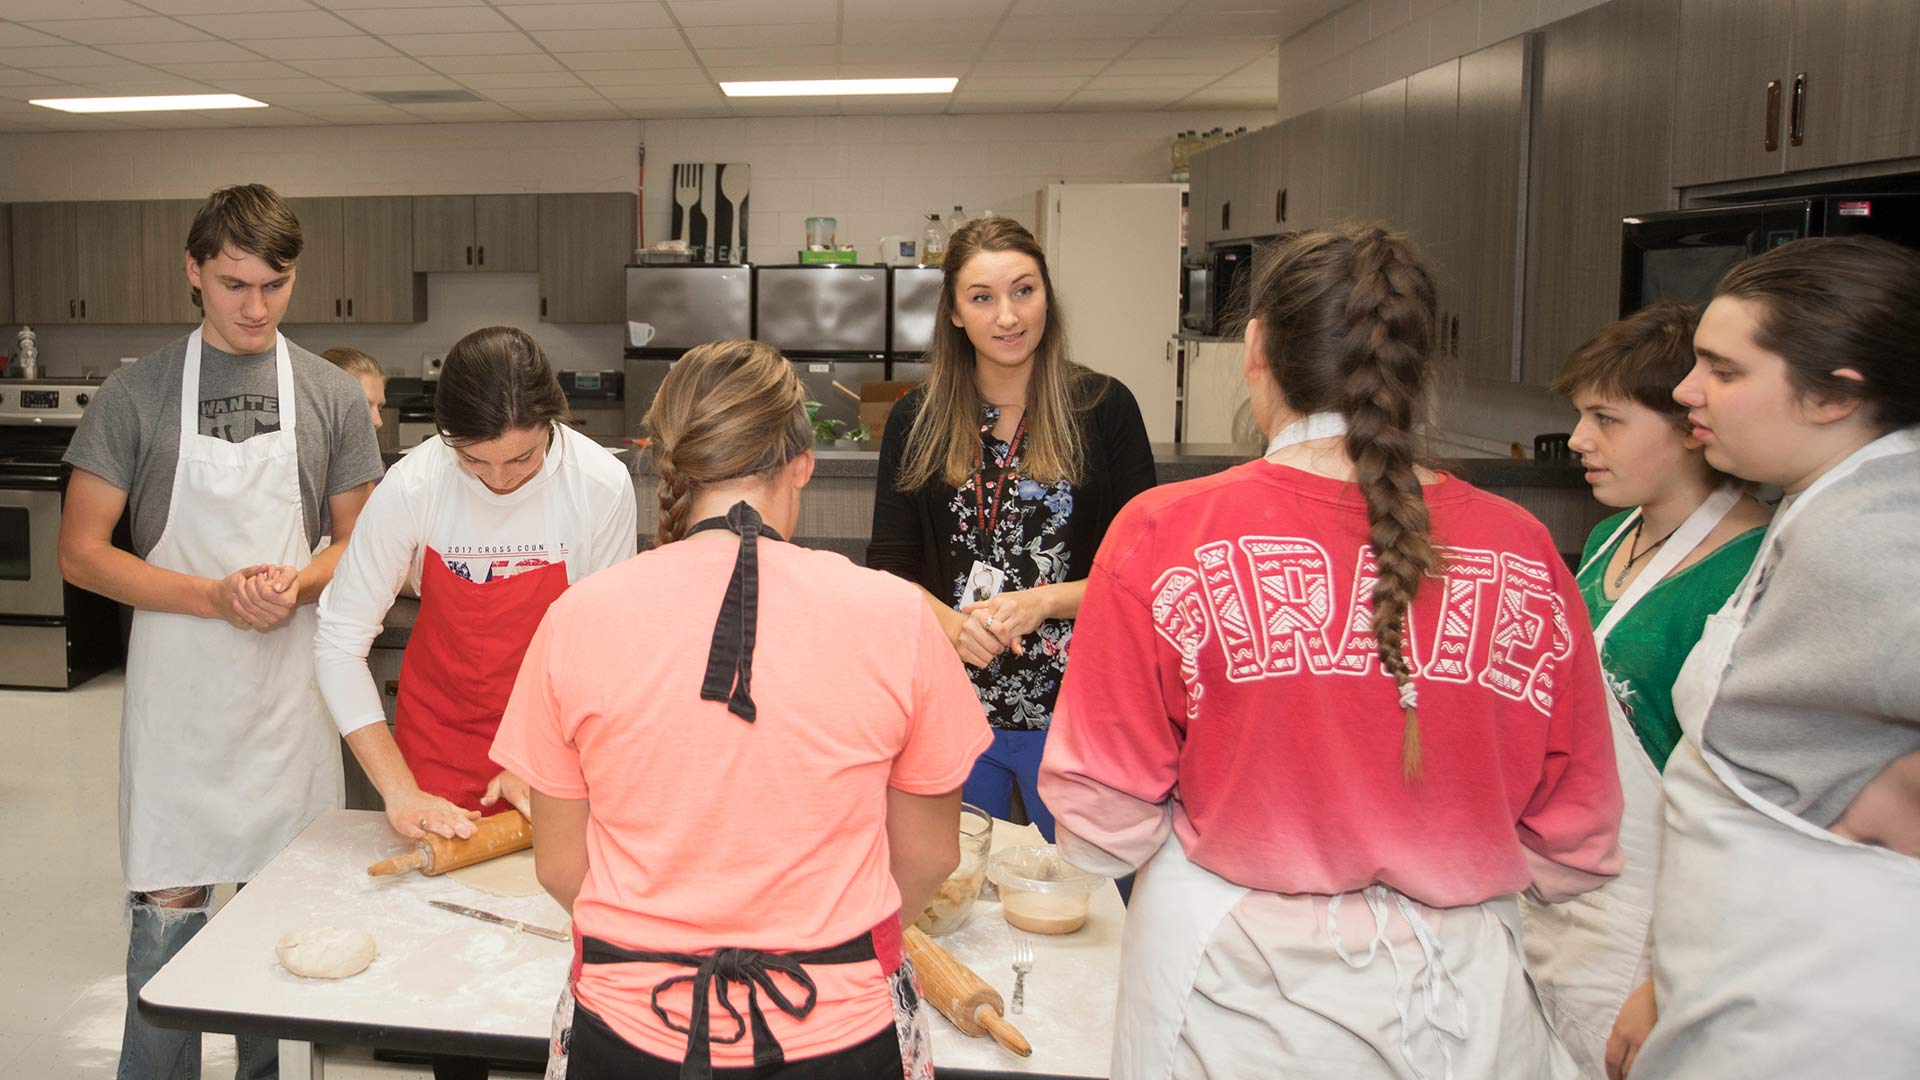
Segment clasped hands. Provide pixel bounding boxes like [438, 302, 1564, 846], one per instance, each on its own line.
[952, 589, 1048, 669]
[210, 563, 299, 631]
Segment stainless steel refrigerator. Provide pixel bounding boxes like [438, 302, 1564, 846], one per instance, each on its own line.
[622, 264, 753, 434]
[887, 264, 943, 386]
[755, 265, 888, 433]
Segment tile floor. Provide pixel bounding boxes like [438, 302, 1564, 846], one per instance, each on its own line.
[0, 673, 535, 1078]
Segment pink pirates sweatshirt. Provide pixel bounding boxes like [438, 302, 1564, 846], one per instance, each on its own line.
[1038, 461, 1624, 907]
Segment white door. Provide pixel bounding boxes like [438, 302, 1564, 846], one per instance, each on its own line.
[1040, 183, 1183, 441]
[1181, 338, 1254, 446]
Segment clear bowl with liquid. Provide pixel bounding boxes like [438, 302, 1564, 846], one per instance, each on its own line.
[988, 844, 1103, 935]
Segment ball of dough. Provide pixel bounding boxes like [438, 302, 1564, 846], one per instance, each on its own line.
[276, 927, 377, 980]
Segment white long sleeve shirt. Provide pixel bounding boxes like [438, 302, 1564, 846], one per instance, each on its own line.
[315, 424, 637, 736]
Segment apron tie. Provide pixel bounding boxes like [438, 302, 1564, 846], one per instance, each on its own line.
[580, 930, 876, 1080]
[687, 502, 785, 722]
[1327, 885, 1471, 1080]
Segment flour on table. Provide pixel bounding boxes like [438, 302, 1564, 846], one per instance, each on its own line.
[276, 927, 377, 979]
[447, 849, 544, 897]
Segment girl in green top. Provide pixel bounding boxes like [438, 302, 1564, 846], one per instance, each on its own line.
[1535, 302, 1772, 1079]
[1557, 303, 1772, 770]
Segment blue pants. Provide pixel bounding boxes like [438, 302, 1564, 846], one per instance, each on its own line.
[962, 728, 1055, 842]
[121, 888, 278, 1080]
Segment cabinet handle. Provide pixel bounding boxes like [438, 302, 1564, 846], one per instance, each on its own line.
[1221, 200, 1231, 233]
[347, 298, 353, 318]
[477, 245, 486, 266]
[69, 299, 75, 318]
[1278, 188, 1288, 224]
[383, 680, 399, 698]
[335, 298, 342, 317]
[465, 245, 473, 266]
[541, 297, 548, 318]
[1790, 72, 1806, 147]
[1451, 315, 1461, 357]
[1764, 80, 1781, 152]
[80, 299, 86, 319]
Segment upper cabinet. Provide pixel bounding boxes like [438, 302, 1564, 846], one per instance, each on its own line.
[1527, 0, 1680, 384]
[1674, 0, 1920, 186]
[1323, 80, 1407, 225]
[413, 194, 538, 273]
[141, 200, 202, 326]
[1278, 112, 1326, 232]
[0, 206, 11, 326]
[11, 202, 142, 324]
[538, 193, 633, 323]
[284, 196, 424, 325]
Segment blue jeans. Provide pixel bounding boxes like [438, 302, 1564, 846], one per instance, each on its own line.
[120, 887, 278, 1080]
[962, 728, 1056, 841]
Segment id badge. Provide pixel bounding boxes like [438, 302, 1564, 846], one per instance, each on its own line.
[963, 560, 1007, 607]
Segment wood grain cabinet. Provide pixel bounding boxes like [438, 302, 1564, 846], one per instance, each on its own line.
[537, 193, 632, 323]
[1674, 0, 1920, 186]
[1322, 80, 1407, 226]
[1526, 0, 1680, 385]
[10, 202, 142, 324]
[141, 200, 202, 326]
[284, 196, 424, 325]
[1278, 112, 1326, 232]
[0, 206, 11, 326]
[413, 194, 537, 273]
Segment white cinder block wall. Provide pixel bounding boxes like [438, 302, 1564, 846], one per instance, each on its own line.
[0, 110, 1269, 376]
[1276, 0, 1612, 119]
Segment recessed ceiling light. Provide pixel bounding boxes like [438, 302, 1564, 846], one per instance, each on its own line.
[30, 94, 268, 114]
[720, 77, 957, 98]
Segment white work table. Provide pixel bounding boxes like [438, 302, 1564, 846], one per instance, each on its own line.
[140, 811, 1123, 1079]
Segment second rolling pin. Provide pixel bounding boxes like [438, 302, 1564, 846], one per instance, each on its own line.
[903, 925, 1032, 1057]
[367, 810, 531, 877]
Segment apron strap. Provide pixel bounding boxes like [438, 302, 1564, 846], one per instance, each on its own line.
[1590, 481, 1744, 647]
[1264, 411, 1348, 456]
[1327, 885, 1470, 1080]
[580, 930, 876, 1080]
[687, 502, 786, 722]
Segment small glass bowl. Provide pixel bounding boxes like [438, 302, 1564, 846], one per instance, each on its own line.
[913, 802, 994, 935]
[988, 844, 1103, 935]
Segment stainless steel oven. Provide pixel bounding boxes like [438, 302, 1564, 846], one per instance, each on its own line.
[0, 487, 63, 618]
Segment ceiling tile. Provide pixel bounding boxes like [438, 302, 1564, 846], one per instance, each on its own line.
[843, 0, 988, 16]
[967, 59, 1107, 78]
[685, 23, 837, 48]
[102, 41, 264, 64]
[339, 6, 516, 35]
[0, 0, 151, 19]
[576, 67, 711, 88]
[834, 59, 963, 78]
[211, 76, 351, 93]
[0, 24, 67, 48]
[380, 31, 543, 55]
[238, 36, 401, 60]
[996, 14, 1169, 38]
[1146, 11, 1312, 37]
[0, 82, 89, 101]
[454, 70, 587, 89]
[949, 97, 1072, 113]
[310, 0, 472, 8]
[980, 40, 1127, 60]
[0, 45, 128, 67]
[669, 0, 838, 25]
[1082, 73, 1212, 90]
[1103, 57, 1242, 76]
[478, 85, 607, 103]
[289, 103, 416, 121]
[326, 72, 462, 91]
[245, 89, 370, 104]
[496, 4, 673, 31]
[0, 68, 62, 86]
[132, 0, 317, 12]
[556, 49, 700, 71]
[21, 17, 211, 45]
[602, 88, 723, 105]
[956, 76, 1088, 92]
[396, 100, 526, 119]
[1176, 89, 1277, 107]
[839, 19, 997, 45]
[533, 28, 685, 52]
[175, 11, 364, 38]
[17, 62, 154, 81]
[515, 102, 635, 119]
[1011, 0, 1180, 10]
[425, 52, 564, 73]
[1064, 88, 1181, 104]
[696, 45, 834, 68]
[288, 55, 434, 76]
[158, 60, 308, 80]
[1123, 36, 1276, 60]
[705, 64, 839, 80]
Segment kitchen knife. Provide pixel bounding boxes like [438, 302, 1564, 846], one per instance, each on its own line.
[428, 899, 569, 942]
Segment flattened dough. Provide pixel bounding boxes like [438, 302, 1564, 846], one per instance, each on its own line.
[447, 848, 543, 897]
[276, 927, 376, 979]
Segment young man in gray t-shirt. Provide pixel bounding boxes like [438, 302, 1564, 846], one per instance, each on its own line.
[58, 184, 382, 1080]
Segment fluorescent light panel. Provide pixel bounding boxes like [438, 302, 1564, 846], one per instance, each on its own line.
[720, 77, 957, 98]
[31, 94, 268, 114]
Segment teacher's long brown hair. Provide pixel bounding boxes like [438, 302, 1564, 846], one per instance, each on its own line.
[1247, 224, 1439, 780]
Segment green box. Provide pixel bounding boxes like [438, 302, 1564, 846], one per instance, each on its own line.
[798, 249, 858, 264]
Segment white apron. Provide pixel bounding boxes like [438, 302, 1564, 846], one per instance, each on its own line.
[1519, 484, 1740, 1076]
[119, 329, 343, 892]
[1111, 414, 1571, 1080]
[1631, 429, 1920, 1079]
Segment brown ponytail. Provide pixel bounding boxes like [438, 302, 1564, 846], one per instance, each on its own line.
[1247, 225, 1439, 780]
[644, 340, 812, 546]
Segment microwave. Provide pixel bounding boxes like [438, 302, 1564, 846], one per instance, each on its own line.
[1620, 194, 1920, 315]
[1193, 241, 1256, 337]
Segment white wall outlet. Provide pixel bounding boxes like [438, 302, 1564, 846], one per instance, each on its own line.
[422, 352, 445, 379]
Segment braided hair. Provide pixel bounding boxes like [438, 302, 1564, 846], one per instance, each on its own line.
[643, 340, 812, 546]
[1247, 225, 1439, 779]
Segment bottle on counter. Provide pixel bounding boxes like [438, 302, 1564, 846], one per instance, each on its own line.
[945, 205, 969, 238]
[14, 326, 37, 380]
[921, 213, 948, 262]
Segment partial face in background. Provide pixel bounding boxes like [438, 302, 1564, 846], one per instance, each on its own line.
[186, 245, 294, 356]
[1567, 390, 1705, 509]
[1675, 295, 1827, 489]
[451, 424, 549, 494]
[357, 373, 386, 431]
[950, 249, 1048, 378]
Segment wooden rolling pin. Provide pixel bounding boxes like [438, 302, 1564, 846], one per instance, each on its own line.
[367, 810, 531, 878]
[903, 926, 1032, 1057]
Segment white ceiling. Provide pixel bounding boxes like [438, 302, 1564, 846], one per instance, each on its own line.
[0, 0, 1337, 132]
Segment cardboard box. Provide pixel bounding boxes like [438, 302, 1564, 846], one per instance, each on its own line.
[859, 380, 917, 435]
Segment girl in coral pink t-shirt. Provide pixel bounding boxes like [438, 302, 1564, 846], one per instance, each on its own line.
[492, 341, 989, 1080]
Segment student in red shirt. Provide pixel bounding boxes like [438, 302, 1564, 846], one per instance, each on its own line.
[492, 340, 991, 1080]
[1038, 225, 1623, 1079]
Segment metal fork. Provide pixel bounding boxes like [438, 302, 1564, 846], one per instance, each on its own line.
[1009, 932, 1034, 1015]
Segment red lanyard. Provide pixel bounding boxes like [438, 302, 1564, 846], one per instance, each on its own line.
[972, 416, 1027, 539]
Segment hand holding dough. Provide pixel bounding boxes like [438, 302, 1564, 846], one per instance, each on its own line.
[276, 927, 377, 979]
